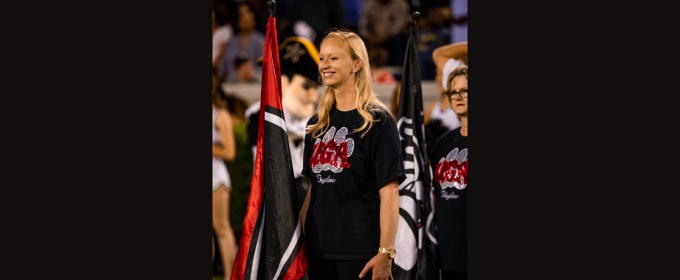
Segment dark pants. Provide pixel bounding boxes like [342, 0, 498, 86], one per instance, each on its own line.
[307, 254, 372, 280]
[442, 270, 467, 280]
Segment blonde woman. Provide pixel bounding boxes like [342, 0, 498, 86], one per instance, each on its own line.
[300, 29, 405, 280]
[212, 75, 237, 279]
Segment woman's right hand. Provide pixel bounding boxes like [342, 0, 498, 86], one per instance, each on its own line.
[359, 253, 394, 280]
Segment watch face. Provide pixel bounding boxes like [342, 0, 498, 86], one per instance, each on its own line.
[389, 250, 397, 259]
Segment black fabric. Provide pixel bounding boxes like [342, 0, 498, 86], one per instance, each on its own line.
[292, 0, 348, 49]
[425, 118, 452, 157]
[262, 104, 303, 279]
[243, 196, 266, 280]
[396, 20, 440, 280]
[430, 128, 468, 271]
[279, 38, 320, 86]
[301, 106, 406, 260]
[295, 177, 308, 212]
[247, 110, 259, 147]
[307, 254, 371, 280]
[264, 104, 285, 118]
[441, 270, 468, 280]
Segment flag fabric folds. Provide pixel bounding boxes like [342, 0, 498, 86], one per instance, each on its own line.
[231, 14, 308, 280]
[393, 13, 440, 280]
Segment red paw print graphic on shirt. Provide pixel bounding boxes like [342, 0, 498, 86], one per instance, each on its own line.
[309, 126, 354, 173]
[434, 148, 468, 191]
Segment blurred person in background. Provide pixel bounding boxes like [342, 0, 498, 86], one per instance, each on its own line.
[450, 0, 467, 43]
[274, 0, 298, 44]
[213, 5, 234, 72]
[424, 41, 466, 154]
[214, 0, 239, 22]
[250, 0, 298, 45]
[368, 48, 397, 85]
[390, 83, 401, 117]
[212, 75, 237, 280]
[431, 65, 468, 280]
[426, 41, 466, 125]
[359, 0, 411, 66]
[245, 36, 321, 212]
[341, 0, 363, 31]
[417, 6, 451, 80]
[226, 56, 261, 84]
[217, 0, 265, 82]
[221, 90, 253, 249]
[224, 92, 249, 126]
[293, 0, 348, 49]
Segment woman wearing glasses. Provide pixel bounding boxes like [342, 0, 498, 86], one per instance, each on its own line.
[430, 65, 468, 280]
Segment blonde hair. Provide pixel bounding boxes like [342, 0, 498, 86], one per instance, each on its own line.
[307, 29, 392, 138]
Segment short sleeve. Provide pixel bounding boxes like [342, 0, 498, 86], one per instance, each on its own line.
[370, 111, 406, 190]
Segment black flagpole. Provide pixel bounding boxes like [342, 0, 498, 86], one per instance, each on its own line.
[267, 0, 276, 17]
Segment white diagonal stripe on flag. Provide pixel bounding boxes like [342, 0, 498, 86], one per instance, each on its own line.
[272, 215, 302, 280]
[265, 111, 287, 133]
[250, 204, 265, 280]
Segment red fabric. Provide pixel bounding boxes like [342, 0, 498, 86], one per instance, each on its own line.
[372, 69, 397, 84]
[282, 242, 308, 280]
[231, 16, 308, 280]
[261, 20, 282, 111]
[230, 121, 263, 280]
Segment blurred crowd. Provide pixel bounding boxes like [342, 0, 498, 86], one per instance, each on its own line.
[213, 0, 467, 85]
[212, 0, 467, 278]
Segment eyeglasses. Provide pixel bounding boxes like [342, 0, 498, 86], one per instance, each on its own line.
[447, 89, 468, 99]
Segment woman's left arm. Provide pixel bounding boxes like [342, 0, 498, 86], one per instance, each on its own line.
[213, 110, 236, 161]
[360, 177, 399, 280]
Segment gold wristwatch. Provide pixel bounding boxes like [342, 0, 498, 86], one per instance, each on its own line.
[378, 247, 397, 259]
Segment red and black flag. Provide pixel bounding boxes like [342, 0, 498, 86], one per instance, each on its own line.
[394, 12, 440, 280]
[231, 2, 308, 280]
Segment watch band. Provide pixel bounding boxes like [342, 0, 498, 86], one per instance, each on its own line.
[378, 247, 397, 259]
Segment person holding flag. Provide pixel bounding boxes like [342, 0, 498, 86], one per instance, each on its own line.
[430, 65, 468, 280]
[300, 28, 406, 280]
[231, 2, 308, 280]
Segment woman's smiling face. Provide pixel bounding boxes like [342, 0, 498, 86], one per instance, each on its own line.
[318, 37, 357, 88]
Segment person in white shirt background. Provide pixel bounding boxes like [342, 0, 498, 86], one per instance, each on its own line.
[450, 0, 467, 43]
[213, 7, 234, 72]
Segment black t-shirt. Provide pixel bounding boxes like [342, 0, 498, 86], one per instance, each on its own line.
[301, 106, 406, 260]
[430, 127, 468, 271]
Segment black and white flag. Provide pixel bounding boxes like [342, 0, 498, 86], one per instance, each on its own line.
[393, 12, 440, 280]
